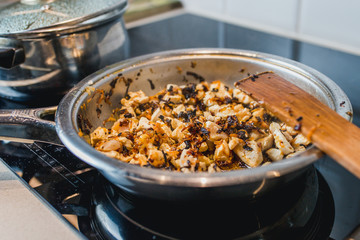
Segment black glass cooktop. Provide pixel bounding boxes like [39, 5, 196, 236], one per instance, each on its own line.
[82, 166, 334, 240]
[0, 140, 335, 240]
[1, 12, 360, 240]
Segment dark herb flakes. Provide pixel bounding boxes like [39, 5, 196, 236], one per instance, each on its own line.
[243, 144, 253, 151]
[147, 79, 155, 90]
[124, 113, 133, 118]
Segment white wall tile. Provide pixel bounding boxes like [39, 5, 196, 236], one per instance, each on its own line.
[181, 0, 224, 13]
[225, 0, 299, 32]
[299, 0, 360, 50]
[179, 0, 360, 55]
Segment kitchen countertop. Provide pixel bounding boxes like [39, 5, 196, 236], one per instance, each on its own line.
[0, 159, 84, 240]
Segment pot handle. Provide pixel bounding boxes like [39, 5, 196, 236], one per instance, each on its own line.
[0, 106, 63, 146]
[0, 47, 25, 69]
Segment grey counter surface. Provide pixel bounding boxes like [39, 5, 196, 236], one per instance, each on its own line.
[0, 159, 84, 240]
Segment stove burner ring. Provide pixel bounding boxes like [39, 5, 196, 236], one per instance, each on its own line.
[79, 167, 334, 240]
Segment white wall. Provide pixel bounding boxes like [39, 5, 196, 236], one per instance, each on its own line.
[181, 0, 360, 56]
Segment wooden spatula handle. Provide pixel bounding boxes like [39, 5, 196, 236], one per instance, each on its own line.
[236, 72, 360, 178]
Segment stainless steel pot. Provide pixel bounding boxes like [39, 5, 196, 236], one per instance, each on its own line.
[0, 49, 353, 201]
[0, 0, 129, 100]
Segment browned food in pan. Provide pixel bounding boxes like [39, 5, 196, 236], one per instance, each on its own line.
[90, 80, 311, 172]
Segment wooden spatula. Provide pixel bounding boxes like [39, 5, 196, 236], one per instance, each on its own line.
[235, 71, 360, 178]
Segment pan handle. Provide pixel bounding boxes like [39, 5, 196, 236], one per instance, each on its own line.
[0, 106, 63, 146]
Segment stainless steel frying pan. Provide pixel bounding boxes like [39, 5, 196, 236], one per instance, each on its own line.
[0, 48, 352, 201]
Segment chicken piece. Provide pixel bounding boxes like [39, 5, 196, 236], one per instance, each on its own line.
[121, 90, 149, 107]
[117, 106, 136, 119]
[203, 91, 217, 106]
[208, 105, 221, 115]
[161, 122, 173, 137]
[137, 117, 152, 130]
[97, 139, 121, 152]
[228, 137, 242, 150]
[198, 155, 212, 166]
[233, 104, 244, 112]
[129, 153, 148, 166]
[250, 108, 265, 122]
[205, 121, 228, 142]
[281, 130, 293, 142]
[269, 122, 294, 155]
[249, 131, 263, 141]
[90, 127, 108, 145]
[210, 80, 232, 99]
[118, 137, 133, 149]
[148, 148, 165, 167]
[159, 102, 173, 117]
[134, 133, 150, 153]
[195, 90, 205, 101]
[281, 124, 299, 136]
[204, 111, 216, 122]
[130, 90, 149, 103]
[111, 118, 138, 133]
[126, 107, 136, 117]
[154, 121, 172, 137]
[176, 149, 198, 171]
[178, 141, 187, 150]
[186, 105, 196, 112]
[172, 125, 186, 142]
[196, 82, 207, 91]
[286, 146, 306, 159]
[151, 107, 162, 122]
[256, 134, 274, 151]
[172, 104, 185, 116]
[208, 163, 220, 173]
[215, 105, 238, 118]
[233, 88, 253, 104]
[166, 84, 179, 91]
[233, 105, 251, 122]
[214, 140, 231, 164]
[233, 140, 263, 167]
[208, 104, 235, 118]
[292, 134, 311, 150]
[163, 94, 182, 103]
[160, 143, 171, 152]
[164, 117, 178, 129]
[266, 148, 284, 162]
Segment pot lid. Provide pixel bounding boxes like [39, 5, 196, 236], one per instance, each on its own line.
[0, 0, 127, 35]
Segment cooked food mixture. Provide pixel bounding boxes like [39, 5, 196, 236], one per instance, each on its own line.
[90, 80, 311, 172]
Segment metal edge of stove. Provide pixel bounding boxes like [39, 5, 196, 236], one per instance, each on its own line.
[0, 157, 85, 240]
